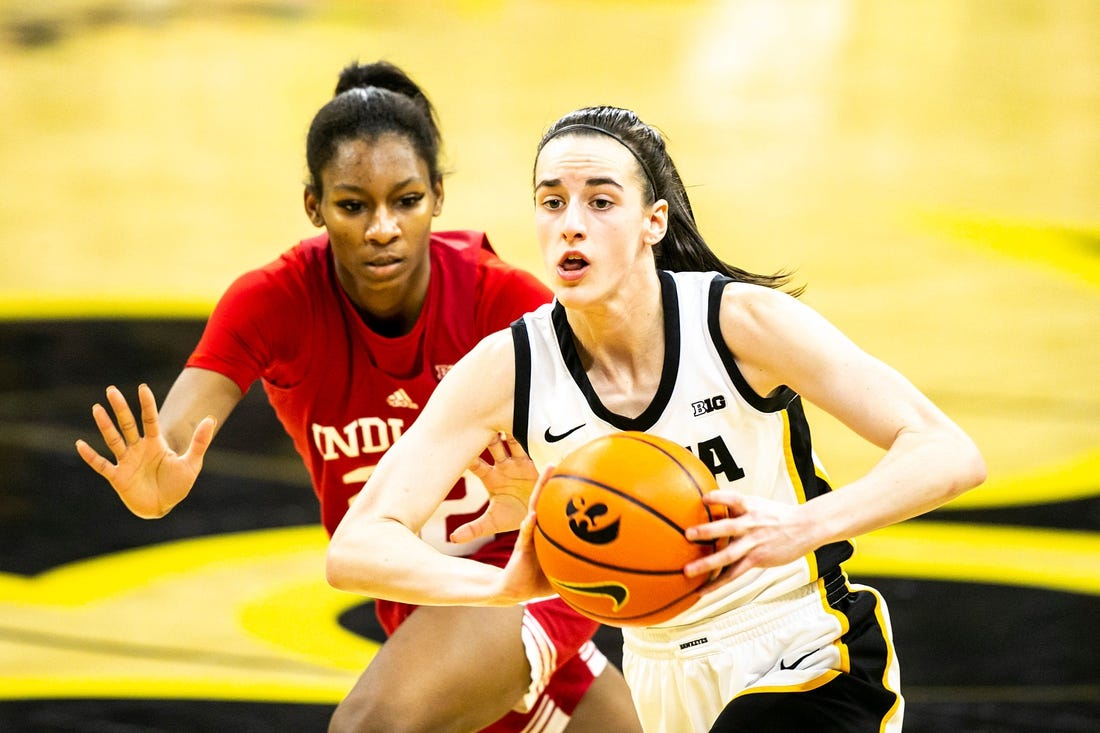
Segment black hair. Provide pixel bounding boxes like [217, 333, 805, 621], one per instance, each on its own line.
[305, 60, 442, 197]
[536, 106, 802, 294]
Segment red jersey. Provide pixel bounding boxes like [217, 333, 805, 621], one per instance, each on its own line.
[187, 230, 551, 542]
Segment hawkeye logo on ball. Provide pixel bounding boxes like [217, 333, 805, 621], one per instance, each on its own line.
[566, 496, 621, 545]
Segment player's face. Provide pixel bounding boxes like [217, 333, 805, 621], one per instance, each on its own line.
[533, 134, 665, 307]
[305, 133, 442, 326]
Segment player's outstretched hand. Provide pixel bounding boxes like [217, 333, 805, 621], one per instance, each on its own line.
[74, 384, 216, 519]
[451, 433, 538, 543]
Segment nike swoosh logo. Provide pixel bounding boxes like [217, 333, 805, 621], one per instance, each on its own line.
[544, 423, 586, 443]
[779, 648, 818, 671]
[554, 579, 629, 611]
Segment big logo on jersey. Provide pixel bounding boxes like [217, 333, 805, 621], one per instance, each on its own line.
[566, 495, 621, 545]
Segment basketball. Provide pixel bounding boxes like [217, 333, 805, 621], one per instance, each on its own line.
[532, 431, 728, 627]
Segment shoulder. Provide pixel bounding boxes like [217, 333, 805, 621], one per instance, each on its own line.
[230, 234, 328, 289]
[430, 229, 492, 259]
[715, 281, 809, 379]
[432, 230, 552, 324]
[717, 280, 806, 335]
[217, 234, 332, 320]
[430, 230, 525, 272]
[715, 279, 853, 396]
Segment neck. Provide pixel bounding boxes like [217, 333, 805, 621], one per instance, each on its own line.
[567, 269, 664, 403]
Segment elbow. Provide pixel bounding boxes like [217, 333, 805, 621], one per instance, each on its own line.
[950, 436, 987, 498]
[324, 539, 358, 593]
[964, 445, 988, 491]
[326, 515, 409, 597]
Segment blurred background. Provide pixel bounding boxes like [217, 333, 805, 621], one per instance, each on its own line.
[1, 1, 1098, 731]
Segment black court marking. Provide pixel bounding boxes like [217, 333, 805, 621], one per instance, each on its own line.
[5, 322, 1099, 732]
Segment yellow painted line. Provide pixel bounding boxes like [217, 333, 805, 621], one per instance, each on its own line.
[0, 526, 365, 702]
[942, 447, 1100, 509]
[921, 212, 1100, 288]
[0, 674, 350, 704]
[0, 526, 332, 605]
[850, 521, 1100, 596]
[239, 577, 377, 672]
[0, 295, 215, 320]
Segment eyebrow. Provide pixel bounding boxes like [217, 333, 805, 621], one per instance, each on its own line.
[534, 176, 624, 191]
[332, 177, 421, 193]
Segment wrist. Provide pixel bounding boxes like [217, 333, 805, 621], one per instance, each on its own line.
[796, 495, 844, 553]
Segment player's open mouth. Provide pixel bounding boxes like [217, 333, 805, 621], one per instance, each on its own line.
[557, 252, 589, 281]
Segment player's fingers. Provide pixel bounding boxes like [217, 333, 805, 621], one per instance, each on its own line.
[701, 490, 749, 515]
[694, 560, 746, 593]
[684, 511, 749, 542]
[503, 433, 526, 457]
[75, 439, 116, 480]
[486, 433, 508, 463]
[136, 383, 161, 439]
[450, 515, 493, 544]
[182, 416, 217, 464]
[467, 456, 491, 478]
[684, 537, 749, 579]
[516, 508, 537, 546]
[105, 386, 141, 445]
[91, 402, 128, 459]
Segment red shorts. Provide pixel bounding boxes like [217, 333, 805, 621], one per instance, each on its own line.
[374, 532, 608, 732]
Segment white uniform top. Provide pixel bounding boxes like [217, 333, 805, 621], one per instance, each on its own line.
[511, 269, 854, 628]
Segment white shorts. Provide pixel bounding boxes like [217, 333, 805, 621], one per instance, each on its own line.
[622, 571, 903, 733]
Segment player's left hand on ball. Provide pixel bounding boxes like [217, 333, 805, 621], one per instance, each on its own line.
[496, 465, 555, 603]
[450, 433, 538, 543]
[682, 490, 813, 591]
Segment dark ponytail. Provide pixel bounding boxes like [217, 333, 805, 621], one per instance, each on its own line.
[306, 61, 443, 196]
[537, 106, 801, 295]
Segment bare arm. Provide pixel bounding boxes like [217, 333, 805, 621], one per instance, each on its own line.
[686, 285, 987, 579]
[326, 330, 545, 606]
[74, 367, 243, 518]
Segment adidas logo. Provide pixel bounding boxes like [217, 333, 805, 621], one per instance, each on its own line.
[386, 389, 419, 409]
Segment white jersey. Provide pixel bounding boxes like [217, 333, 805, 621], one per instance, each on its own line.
[511, 270, 854, 628]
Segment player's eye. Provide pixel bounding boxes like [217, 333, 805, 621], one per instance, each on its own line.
[398, 193, 425, 209]
[541, 196, 564, 211]
[590, 197, 614, 211]
[337, 200, 364, 213]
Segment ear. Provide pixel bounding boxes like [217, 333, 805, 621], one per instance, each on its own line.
[303, 187, 325, 228]
[432, 179, 444, 217]
[643, 198, 669, 246]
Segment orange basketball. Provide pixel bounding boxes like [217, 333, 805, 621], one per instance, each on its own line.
[532, 431, 728, 627]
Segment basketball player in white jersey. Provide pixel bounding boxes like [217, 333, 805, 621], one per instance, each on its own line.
[326, 105, 987, 732]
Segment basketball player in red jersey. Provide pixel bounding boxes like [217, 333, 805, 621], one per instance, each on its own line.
[75, 62, 641, 733]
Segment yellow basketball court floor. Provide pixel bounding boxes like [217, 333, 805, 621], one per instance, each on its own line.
[1, 1, 1098, 731]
